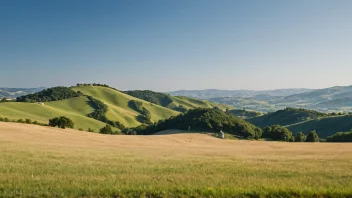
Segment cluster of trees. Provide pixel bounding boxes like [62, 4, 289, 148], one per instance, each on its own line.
[49, 116, 74, 129]
[87, 96, 125, 130]
[76, 83, 119, 91]
[0, 117, 45, 126]
[133, 108, 262, 139]
[124, 90, 173, 107]
[128, 100, 152, 124]
[16, 87, 81, 102]
[228, 108, 263, 118]
[263, 125, 320, 142]
[326, 130, 352, 142]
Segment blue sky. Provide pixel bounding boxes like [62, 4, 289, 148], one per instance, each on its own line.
[1, 0, 351, 91]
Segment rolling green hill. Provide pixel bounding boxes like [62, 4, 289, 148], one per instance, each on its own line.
[71, 86, 179, 127]
[0, 96, 108, 131]
[286, 115, 352, 137]
[248, 108, 327, 128]
[123, 90, 229, 112]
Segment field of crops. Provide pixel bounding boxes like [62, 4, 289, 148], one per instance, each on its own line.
[1, 122, 352, 197]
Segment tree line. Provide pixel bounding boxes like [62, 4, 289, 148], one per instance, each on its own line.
[263, 125, 319, 142]
[16, 87, 81, 102]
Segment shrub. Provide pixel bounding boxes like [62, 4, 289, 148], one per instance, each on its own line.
[49, 116, 74, 129]
[263, 125, 293, 142]
[99, 125, 115, 134]
[294, 132, 306, 142]
[78, 128, 84, 131]
[306, 130, 319, 142]
[32, 121, 39, 125]
[25, 119, 32, 124]
[0, 117, 3, 122]
[88, 128, 95, 132]
[17, 119, 25, 123]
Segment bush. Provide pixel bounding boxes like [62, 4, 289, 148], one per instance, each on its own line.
[122, 128, 137, 135]
[0, 117, 3, 122]
[88, 128, 95, 132]
[17, 119, 25, 123]
[263, 125, 293, 142]
[294, 132, 306, 142]
[49, 116, 74, 129]
[78, 128, 84, 131]
[306, 130, 319, 142]
[99, 125, 116, 134]
[25, 119, 32, 124]
[32, 121, 39, 125]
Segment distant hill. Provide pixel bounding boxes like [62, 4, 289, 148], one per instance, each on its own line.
[135, 108, 262, 139]
[124, 90, 229, 112]
[248, 108, 327, 128]
[287, 115, 352, 138]
[0, 85, 179, 131]
[206, 85, 352, 113]
[167, 88, 313, 99]
[0, 87, 45, 98]
[228, 109, 263, 118]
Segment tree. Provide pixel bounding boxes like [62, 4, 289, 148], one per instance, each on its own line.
[99, 125, 114, 134]
[49, 116, 74, 129]
[306, 130, 319, 142]
[262, 125, 293, 142]
[294, 132, 306, 142]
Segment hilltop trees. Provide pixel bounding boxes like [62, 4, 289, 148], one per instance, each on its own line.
[306, 130, 319, 142]
[49, 116, 74, 129]
[17, 87, 81, 102]
[263, 125, 293, 142]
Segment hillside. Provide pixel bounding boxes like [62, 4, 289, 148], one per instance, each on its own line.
[71, 86, 179, 127]
[248, 108, 327, 128]
[135, 108, 262, 139]
[0, 96, 108, 131]
[286, 115, 352, 137]
[124, 90, 229, 112]
[228, 109, 263, 118]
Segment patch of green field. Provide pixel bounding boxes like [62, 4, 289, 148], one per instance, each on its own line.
[0, 96, 108, 131]
[171, 96, 229, 110]
[72, 86, 179, 127]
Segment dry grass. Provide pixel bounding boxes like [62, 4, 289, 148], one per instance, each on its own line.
[1, 122, 352, 197]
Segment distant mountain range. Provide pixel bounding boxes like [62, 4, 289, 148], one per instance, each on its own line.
[168, 86, 352, 113]
[0, 87, 45, 98]
[167, 88, 314, 99]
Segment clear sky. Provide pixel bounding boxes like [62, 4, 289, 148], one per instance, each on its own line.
[1, 0, 351, 91]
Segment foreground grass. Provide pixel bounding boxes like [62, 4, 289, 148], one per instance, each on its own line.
[1, 123, 352, 197]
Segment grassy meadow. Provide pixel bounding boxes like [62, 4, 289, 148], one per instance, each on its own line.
[0, 96, 107, 131]
[1, 122, 352, 197]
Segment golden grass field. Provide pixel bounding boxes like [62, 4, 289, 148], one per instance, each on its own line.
[1, 122, 352, 197]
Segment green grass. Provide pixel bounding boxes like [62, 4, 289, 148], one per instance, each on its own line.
[170, 96, 230, 111]
[287, 115, 352, 137]
[72, 86, 179, 127]
[1, 123, 352, 197]
[0, 96, 108, 131]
